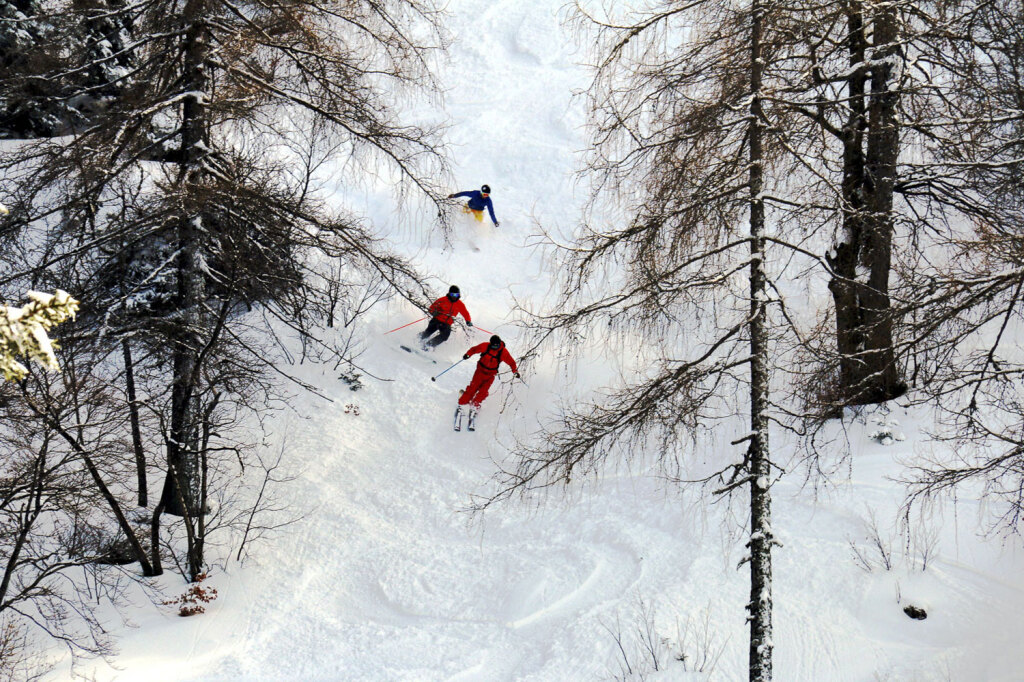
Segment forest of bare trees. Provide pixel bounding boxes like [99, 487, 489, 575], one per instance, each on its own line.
[1, 0, 450, 670]
[1, 0, 1022, 678]
[481, 0, 1024, 679]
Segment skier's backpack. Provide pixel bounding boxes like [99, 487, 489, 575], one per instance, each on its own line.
[477, 342, 504, 373]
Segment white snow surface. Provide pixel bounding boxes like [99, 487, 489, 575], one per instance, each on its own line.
[53, 1, 1024, 680]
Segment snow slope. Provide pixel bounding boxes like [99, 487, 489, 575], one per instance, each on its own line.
[59, 1, 1024, 680]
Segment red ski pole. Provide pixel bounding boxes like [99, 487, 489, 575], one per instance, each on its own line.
[384, 316, 428, 335]
[470, 324, 494, 335]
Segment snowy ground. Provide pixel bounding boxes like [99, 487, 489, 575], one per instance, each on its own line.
[53, 1, 1024, 680]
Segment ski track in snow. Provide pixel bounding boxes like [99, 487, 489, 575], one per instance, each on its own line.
[59, 1, 1024, 681]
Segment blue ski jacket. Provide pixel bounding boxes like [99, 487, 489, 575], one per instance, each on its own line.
[452, 190, 498, 225]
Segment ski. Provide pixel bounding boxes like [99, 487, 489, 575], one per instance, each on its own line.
[453, 405, 463, 432]
[400, 344, 438, 364]
[467, 408, 478, 432]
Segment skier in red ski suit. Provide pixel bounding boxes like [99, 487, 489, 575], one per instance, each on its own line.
[420, 285, 472, 349]
[459, 335, 519, 409]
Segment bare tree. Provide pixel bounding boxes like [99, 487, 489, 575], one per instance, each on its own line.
[897, 0, 1024, 530]
[2, 0, 451, 582]
[738, 0, 1013, 410]
[0, 345, 148, 669]
[479, 2, 837, 679]
[819, 0, 905, 405]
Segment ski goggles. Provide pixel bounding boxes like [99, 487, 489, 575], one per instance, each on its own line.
[448, 293, 460, 299]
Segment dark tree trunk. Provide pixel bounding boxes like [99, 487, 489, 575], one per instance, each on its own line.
[860, 2, 903, 402]
[827, 1, 870, 402]
[161, 1, 209, 584]
[748, 2, 773, 679]
[123, 339, 147, 507]
[826, 2, 905, 406]
[149, 480, 167, 577]
[0, 442, 47, 607]
[79, 446, 155, 576]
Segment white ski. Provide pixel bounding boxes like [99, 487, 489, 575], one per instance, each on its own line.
[400, 344, 438, 364]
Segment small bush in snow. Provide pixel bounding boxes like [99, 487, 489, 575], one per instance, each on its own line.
[849, 510, 895, 572]
[339, 371, 363, 391]
[605, 597, 722, 680]
[164, 573, 218, 617]
[868, 415, 905, 446]
[850, 510, 941, 575]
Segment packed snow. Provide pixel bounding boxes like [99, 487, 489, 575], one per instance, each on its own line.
[48, 1, 1024, 680]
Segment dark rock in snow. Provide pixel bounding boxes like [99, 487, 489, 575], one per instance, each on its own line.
[903, 605, 927, 620]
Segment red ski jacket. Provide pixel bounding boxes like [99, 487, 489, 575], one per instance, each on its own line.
[428, 296, 471, 326]
[466, 342, 517, 376]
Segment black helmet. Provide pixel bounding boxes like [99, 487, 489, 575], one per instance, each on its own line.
[481, 184, 491, 194]
[448, 285, 460, 295]
[489, 335, 502, 347]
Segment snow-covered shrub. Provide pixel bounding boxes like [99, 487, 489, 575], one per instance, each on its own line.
[0, 289, 79, 380]
[868, 415, 906, 446]
[339, 370, 363, 391]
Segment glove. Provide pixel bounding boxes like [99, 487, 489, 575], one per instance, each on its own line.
[466, 321, 473, 327]
[463, 354, 470, 360]
[447, 194, 456, 199]
[494, 221, 500, 228]
[514, 372, 521, 379]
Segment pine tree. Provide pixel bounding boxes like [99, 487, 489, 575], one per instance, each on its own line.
[0, 0, 75, 136]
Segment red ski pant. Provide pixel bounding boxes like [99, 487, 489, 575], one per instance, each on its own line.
[459, 368, 496, 407]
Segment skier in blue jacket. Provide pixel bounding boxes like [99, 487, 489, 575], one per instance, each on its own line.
[448, 184, 500, 227]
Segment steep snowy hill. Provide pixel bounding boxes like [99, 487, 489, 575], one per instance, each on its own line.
[56, 1, 1024, 681]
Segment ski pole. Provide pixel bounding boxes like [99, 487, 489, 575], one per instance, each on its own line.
[472, 325, 494, 335]
[499, 371, 528, 387]
[431, 357, 466, 382]
[384, 316, 428, 335]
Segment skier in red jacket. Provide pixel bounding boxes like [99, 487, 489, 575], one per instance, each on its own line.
[420, 285, 472, 349]
[459, 335, 519, 410]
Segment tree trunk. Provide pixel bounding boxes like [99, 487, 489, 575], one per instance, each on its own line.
[123, 339, 147, 507]
[826, 1, 905, 406]
[0, 441, 47, 608]
[162, 3, 209, 531]
[748, 2, 773, 679]
[860, 1, 903, 402]
[150, 480, 167, 577]
[828, 1, 869, 404]
[23, 388, 157, 577]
